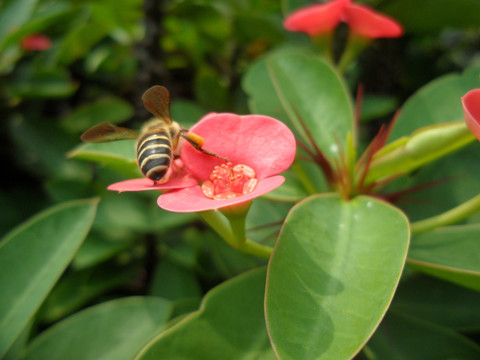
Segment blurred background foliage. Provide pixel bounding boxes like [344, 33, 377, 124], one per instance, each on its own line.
[1, 0, 480, 357]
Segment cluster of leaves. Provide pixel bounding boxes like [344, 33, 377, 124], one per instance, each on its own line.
[2, 0, 480, 359]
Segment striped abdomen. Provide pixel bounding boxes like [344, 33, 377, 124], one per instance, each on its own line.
[136, 128, 173, 181]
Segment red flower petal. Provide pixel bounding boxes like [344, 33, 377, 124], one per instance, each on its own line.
[20, 34, 51, 51]
[108, 173, 198, 192]
[344, 3, 403, 38]
[462, 89, 480, 141]
[157, 176, 285, 212]
[283, 0, 349, 36]
[181, 113, 296, 181]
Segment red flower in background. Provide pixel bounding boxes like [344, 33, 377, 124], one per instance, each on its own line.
[283, 0, 348, 36]
[157, 113, 296, 212]
[284, 0, 403, 39]
[345, 3, 403, 38]
[462, 89, 480, 141]
[20, 34, 51, 51]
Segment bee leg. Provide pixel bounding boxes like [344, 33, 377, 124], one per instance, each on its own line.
[179, 130, 229, 161]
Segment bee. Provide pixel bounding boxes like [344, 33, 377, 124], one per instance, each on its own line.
[81, 85, 227, 183]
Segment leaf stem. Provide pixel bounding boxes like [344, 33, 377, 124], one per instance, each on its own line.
[410, 193, 480, 234]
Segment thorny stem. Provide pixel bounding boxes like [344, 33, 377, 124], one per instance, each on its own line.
[355, 125, 386, 192]
[383, 176, 458, 203]
[293, 109, 337, 187]
[296, 138, 336, 188]
[354, 111, 400, 193]
[410, 193, 480, 234]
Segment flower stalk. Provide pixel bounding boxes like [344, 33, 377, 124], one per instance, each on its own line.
[337, 35, 369, 73]
[198, 209, 273, 259]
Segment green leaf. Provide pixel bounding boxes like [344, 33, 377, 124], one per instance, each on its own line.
[360, 95, 399, 123]
[8, 116, 84, 179]
[266, 159, 328, 202]
[0, 0, 38, 47]
[382, 0, 480, 34]
[247, 51, 354, 163]
[68, 140, 139, 178]
[365, 122, 475, 184]
[3, 319, 34, 360]
[149, 257, 202, 301]
[407, 225, 480, 291]
[56, 21, 110, 65]
[93, 192, 171, 233]
[367, 311, 480, 359]
[388, 143, 480, 222]
[8, 66, 78, 98]
[196, 228, 261, 279]
[169, 298, 201, 321]
[0, 2, 73, 51]
[0, 198, 98, 357]
[266, 194, 410, 360]
[38, 261, 139, 323]
[382, 66, 480, 222]
[282, 0, 312, 15]
[62, 96, 134, 133]
[266, 169, 310, 202]
[391, 274, 480, 331]
[243, 51, 291, 123]
[247, 197, 292, 245]
[71, 232, 133, 270]
[389, 66, 480, 141]
[22, 297, 172, 360]
[90, 0, 143, 44]
[194, 65, 231, 111]
[170, 99, 206, 128]
[233, 13, 283, 45]
[268, 52, 354, 161]
[136, 268, 275, 359]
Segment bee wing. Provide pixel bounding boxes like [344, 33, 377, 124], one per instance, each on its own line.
[81, 122, 139, 143]
[142, 85, 172, 123]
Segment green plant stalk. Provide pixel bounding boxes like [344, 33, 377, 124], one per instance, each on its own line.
[410, 193, 480, 234]
[312, 32, 335, 64]
[337, 35, 369, 73]
[198, 210, 235, 246]
[198, 209, 273, 259]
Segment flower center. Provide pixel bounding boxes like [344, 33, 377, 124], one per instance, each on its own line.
[202, 162, 258, 200]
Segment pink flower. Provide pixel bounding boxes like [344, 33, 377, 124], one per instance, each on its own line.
[107, 158, 198, 192]
[157, 113, 296, 212]
[284, 0, 403, 39]
[107, 166, 198, 192]
[20, 34, 51, 51]
[462, 89, 480, 141]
